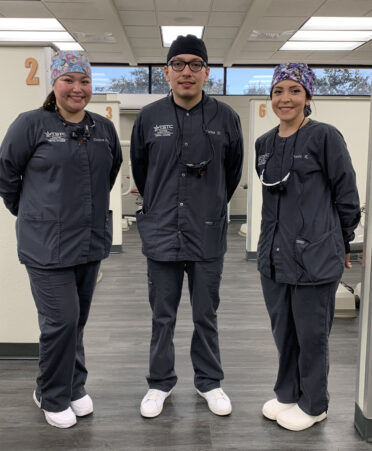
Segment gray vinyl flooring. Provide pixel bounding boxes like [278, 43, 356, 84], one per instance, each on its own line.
[0, 221, 369, 451]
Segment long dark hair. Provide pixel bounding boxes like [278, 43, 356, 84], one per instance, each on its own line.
[42, 91, 57, 111]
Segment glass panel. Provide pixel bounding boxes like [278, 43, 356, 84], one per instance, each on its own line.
[151, 66, 169, 94]
[226, 68, 274, 95]
[92, 66, 149, 93]
[313, 68, 372, 95]
[204, 67, 224, 95]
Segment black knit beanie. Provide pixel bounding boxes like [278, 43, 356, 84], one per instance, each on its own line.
[167, 34, 208, 64]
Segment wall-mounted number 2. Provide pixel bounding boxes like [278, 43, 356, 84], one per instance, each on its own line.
[25, 58, 40, 85]
[106, 106, 113, 120]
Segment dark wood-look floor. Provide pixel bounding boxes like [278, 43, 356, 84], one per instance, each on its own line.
[0, 222, 369, 450]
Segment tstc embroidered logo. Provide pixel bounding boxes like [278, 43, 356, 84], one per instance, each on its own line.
[257, 153, 270, 166]
[44, 131, 67, 143]
[153, 124, 174, 137]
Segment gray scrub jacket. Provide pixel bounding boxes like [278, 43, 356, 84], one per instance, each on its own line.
[130, 93, 243, 261]
[255, 120, 360, 285]
[0, 108, 122, 268]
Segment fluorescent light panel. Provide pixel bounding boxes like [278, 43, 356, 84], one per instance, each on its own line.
[161, 26, 204, 47]
[0, 18, 64, 31]
[281, 41, 364, 51]
[302, 17, 372, 31]
[291, 30, 372, 41]
[0, 31, 74, 42]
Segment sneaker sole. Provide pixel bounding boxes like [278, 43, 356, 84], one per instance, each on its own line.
[262, 403, 295, 421]
[196, 389, 232, 416]
[140, 389, 173, 418]
[277, 412, 327, 431]
[44, 414, 77, 429]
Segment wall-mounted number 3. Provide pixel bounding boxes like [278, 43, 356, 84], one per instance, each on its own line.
[106, 106, 113, 120]
[25, 58, 40, 85]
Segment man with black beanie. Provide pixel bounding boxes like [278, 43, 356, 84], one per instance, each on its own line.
[130, 34, 243, 418]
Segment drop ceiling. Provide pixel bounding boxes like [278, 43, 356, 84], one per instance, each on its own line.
[0, 0, 371, 66]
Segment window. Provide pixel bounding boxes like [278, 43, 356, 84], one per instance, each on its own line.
[92, 66, 149, 93]
[226, 68, 274, 95]
[91, 65, 372, 96]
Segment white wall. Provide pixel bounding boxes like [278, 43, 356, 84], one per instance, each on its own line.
[0, 47, 52, 343]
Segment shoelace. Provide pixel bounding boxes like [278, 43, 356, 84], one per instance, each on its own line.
[212, 388, 226, 400]
[146, 389, 159, 401]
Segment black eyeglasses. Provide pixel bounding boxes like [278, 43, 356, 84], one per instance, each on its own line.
[168, 60, 206, 72]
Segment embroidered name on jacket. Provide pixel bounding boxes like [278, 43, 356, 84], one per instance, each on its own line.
[44, 131, 67, 142]
[153, 124, 174, 137]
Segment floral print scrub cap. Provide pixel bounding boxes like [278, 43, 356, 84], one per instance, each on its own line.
[270, 63, 315, 98]
[50, 51, 92, 85]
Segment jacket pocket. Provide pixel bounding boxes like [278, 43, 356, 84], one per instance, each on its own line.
[16, 217, 60, 266]
[136, 210, 159, 255]
[295, 228, 344, 283]
[104, 210, 113, 255]
[202, 215, 227, 259]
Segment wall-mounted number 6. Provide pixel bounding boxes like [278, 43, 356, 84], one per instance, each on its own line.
[259, 103, 266, 118]
[106, 106, 113, 120]
[25, 57, 40, 85]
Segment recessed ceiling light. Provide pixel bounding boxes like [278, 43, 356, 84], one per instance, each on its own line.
[0, 31, 74, 42]
[291, 30, 372, 42]
[161, 26, 204, 47]
[280, 41, 364, 51]
[301, 17, 372, 31]
[0, 18, 64, 31]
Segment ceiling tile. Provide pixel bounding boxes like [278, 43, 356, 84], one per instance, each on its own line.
[114, 0, 154, 10]
[0, 1, 52, 17]
[157, 11, 209, 25]
[265, 0, 324, 17]
[203, 27, 239, 39]
[129, 37, 162, 48]
[212, 0, 252, 12]
[315, 0, 372, 16]
[125, 26, 160, 38]
[82, 43, 122, 52]
[204, 38, 234, 50]
[61, 19, 109, 33]
[119, 11, 157, 26]
[254, 16, 309, 32]
[244, 41, 282, 51]
[44, 2, 104, 20]
[208, 12, 244, 27]
[156, 0, 212, 11]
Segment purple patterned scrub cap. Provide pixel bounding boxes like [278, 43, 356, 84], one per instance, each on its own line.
[270, 63, 315, 98]
[50, 51, 92, 85]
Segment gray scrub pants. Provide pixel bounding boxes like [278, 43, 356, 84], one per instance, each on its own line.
[146, 257, 224, 393]
[26, 261, 100, 412]
[260, 274, 338, 416]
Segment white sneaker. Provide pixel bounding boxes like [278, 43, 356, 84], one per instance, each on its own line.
[71, 394, 93, 416]
[196, 388, 232, 416]
[140, 388, 172, 418]
[262, 398, 296, 420]
[276, 404, 327, 431]
[33, 391, 77, 429]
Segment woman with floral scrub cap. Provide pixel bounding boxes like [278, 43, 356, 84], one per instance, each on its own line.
[255, 63, 360, 431]
[0, 51, 122, 428]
